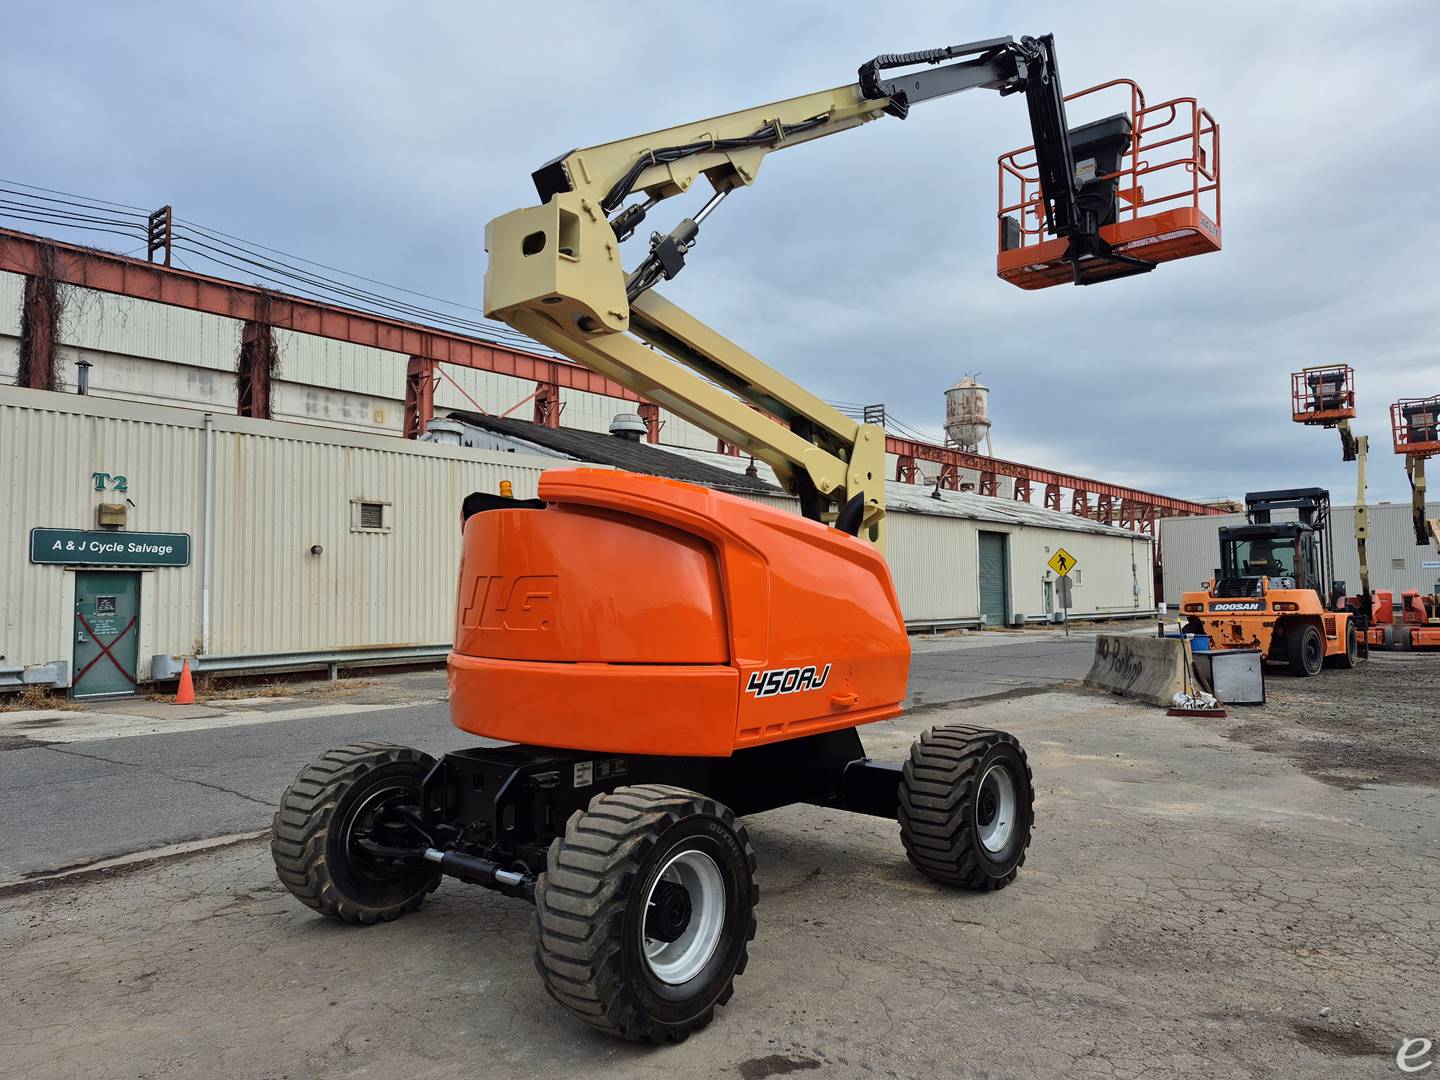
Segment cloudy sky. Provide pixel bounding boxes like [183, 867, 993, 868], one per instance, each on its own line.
[5, 0, 1439, 501]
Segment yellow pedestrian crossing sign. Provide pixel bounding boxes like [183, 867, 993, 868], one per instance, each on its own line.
[1048, 547, 1078, 577]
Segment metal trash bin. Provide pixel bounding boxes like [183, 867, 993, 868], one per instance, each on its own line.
[1191, 648, 1264, 705]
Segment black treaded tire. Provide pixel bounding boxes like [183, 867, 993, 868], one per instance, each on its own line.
[1326, 619, 1358, 669]
[1286, 622, 1325, 676]
[532, 784, 758, 1043]
[899, 725, 1034, 890]
[271, 742, 440, 924]
[1396, 621, 1414, 652]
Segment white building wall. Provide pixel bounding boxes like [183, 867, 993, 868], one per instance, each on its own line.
[0, 385, 567, 682]
[887, 512, 1152, 626]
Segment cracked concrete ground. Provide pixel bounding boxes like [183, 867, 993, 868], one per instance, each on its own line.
[2, 687, 1436, 1080]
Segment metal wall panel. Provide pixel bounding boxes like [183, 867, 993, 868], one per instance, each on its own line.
[0, 270, 23, 334]
[0, 385, 566, 680]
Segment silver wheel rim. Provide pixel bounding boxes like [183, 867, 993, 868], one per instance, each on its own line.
[976, 763, 1017, 855]
[642, 849, 726, 985]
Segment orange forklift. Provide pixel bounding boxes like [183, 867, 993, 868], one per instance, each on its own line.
[1181, 489, 1359, 675]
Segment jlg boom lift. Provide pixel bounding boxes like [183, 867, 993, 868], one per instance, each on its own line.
[272, 36, 1220, 1042]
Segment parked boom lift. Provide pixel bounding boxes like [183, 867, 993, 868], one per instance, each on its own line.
[272, 36, 1219, 1042]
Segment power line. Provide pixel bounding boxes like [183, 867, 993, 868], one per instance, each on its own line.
[0, 179, 557, 358]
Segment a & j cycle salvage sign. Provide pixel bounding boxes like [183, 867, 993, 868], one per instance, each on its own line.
[29, 528, 191, 567]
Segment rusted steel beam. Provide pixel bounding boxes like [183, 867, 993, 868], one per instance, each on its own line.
[404, 356, 436, 439]
[0, 227, 642, 401]
[534, 382, 562, 428]
[237, 308, 277, 420]
[18, 272, 61, 391]
[883, 434, 1218, 517]
[1013, 476, 1031, 502]
[637, 402, 661, 444]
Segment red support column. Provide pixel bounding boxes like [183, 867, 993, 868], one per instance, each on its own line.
[533, 381, 562, 428]
[637, 402, 661, 444]
[979, 471, 998, 497]
[1071, 488, 1090, 518]
[716, 438, 740, 456]
[939, 463, 961, 490]
[894, 454, 918, 483]
[18, 269, 61, 391]
[403, 356, 436, 439]
[237, 316, 277, 419]
[1044, 483, 1061, 512]
[1097, 493, 1115, 525]
[1013, 477, 1031, 502]
[1119, 500, 1136, 530]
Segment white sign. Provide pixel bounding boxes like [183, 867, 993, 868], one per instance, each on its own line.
[1422, 560, 1440, 569]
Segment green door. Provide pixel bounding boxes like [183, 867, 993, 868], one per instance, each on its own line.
[978, 531, 1009, 628]
[72, 571, 141, 699]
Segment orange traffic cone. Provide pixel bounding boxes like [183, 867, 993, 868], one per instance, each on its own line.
[175, 659, 196, 705]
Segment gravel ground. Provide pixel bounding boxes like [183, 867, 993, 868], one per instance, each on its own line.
[2, 688, 1436, 1080]
[1220, 651, 1440, 789]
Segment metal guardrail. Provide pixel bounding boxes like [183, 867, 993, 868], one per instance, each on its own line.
[152, 645, 450, 681]
[0, 661, 68, 690]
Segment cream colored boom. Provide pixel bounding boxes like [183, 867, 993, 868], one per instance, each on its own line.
[485, 82, 896, 541]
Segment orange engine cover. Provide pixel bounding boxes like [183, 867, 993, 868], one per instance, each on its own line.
[448, 469, 911, 757]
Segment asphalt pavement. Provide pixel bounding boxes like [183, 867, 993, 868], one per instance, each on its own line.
[0, 633, 1100, 879]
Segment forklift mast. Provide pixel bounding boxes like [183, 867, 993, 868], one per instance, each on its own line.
[1210, 489, 1335, 600]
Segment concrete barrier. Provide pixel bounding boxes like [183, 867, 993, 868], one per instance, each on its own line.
[1083, 634, 1195, 707]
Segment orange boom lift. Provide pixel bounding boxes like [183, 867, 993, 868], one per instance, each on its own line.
[272, 35, 1219, 1041]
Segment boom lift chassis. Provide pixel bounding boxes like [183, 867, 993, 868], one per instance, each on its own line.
[273, 34, 1212, 1043]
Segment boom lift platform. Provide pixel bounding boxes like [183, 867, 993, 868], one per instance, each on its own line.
[272, 35, 1219, 1043]
[997, 78, 1220, 288]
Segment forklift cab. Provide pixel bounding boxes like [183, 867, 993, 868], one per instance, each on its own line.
[1216, 523, 1316, 593]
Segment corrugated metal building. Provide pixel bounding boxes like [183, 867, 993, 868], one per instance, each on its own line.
[1161, 502, 1440, 600]
[2, 385, 1153, 693]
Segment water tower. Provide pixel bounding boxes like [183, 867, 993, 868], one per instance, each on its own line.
[944, 376, 992, 455]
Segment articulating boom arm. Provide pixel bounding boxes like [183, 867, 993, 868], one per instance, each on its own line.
[484, 35, 1117, 547]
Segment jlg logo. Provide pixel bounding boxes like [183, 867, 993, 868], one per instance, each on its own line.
[460, 575, 558, 631]
[745, 664, 831, 698]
